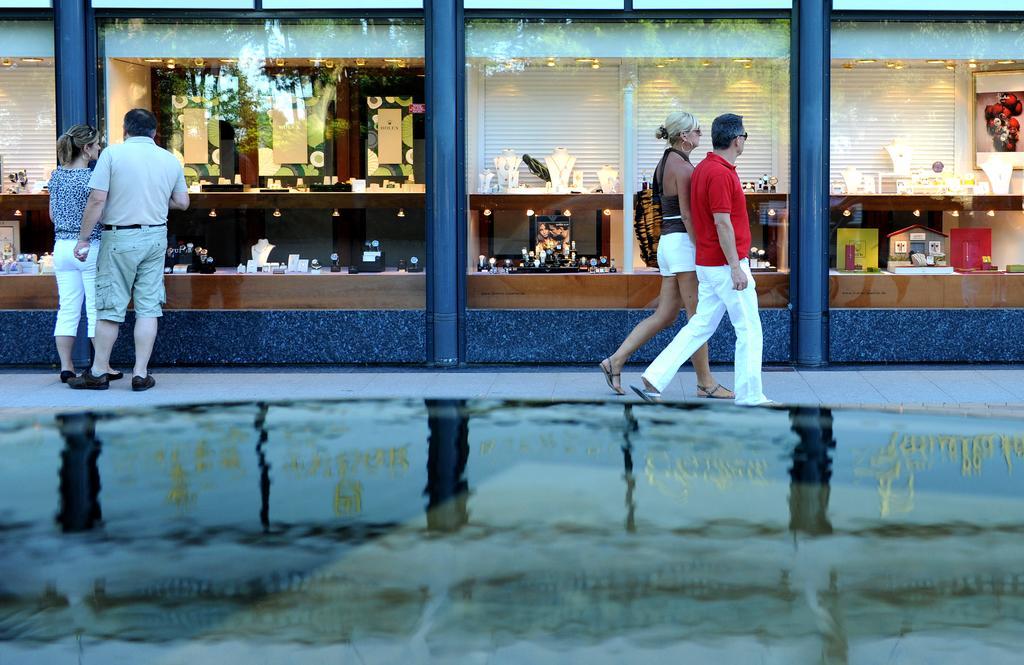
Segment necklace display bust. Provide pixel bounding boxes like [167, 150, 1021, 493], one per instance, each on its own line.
[885, 140, 914, 176]
[251, 238, 275, 268]
[544, 147, 576, 193]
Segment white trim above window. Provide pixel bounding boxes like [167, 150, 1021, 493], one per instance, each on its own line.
[0, 20, 54, 57]
[91, 0, 254, 8]
[633, 0, 790, 8]
[465, 0, 623, 8]
[262, 0, 422, 7]
[835, 0, 1017, 8]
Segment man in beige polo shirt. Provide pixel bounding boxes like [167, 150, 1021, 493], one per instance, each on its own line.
[69, 109, 190, 391]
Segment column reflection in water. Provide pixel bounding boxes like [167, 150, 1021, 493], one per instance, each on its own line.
[788, 406, 847, 665]
[56, 413, 103, 533]
[621, 404, 638, 533]
[255, 403, 271, 531]
[424, 400, 470, 532]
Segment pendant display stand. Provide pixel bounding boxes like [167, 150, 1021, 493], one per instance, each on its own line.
[544, 147, 576, 194]
[494, 149, 521, 192]
[981, 158, 1013, 195]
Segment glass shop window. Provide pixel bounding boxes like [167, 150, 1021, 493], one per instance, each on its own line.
[0, 20, 56, 270]
[97, 18, 426, 309]
[830, 20, 1024, 309]
[464, 18, 791, 310]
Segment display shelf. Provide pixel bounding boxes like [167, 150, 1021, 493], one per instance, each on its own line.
[831, 194, 1024, 213]
[830, 272, 1024, 308]
[0, 271, 425, 310]
[0, 192, 424, 214]
[468, 271, 789, 309]
[469, 193, 622, 211]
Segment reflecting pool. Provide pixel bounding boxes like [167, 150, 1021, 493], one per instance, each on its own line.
[1, 400, 1023, 664]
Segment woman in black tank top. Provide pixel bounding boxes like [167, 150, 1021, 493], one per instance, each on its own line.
[599, 112, 733, 400]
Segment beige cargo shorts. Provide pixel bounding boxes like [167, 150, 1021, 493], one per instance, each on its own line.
[95, 225, 167, 323]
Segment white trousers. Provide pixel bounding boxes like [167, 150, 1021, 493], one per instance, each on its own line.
[642, 260, 769, 405]
[53, 238, 98, 338]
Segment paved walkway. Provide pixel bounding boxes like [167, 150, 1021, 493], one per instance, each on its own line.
[2, 365, 1024, 417]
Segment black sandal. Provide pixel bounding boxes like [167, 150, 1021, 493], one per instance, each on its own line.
[696, 383, 734, 399]
[599, 358, 625, 395]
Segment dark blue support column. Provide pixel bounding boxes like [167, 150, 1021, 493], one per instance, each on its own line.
[792, 0, 830, 366]
[424, 0, 466, 367]
[54, 0, 94, 368]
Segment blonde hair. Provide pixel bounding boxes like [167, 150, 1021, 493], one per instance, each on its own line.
[655, 111, 700, 144]
[56, 124, 100, 167]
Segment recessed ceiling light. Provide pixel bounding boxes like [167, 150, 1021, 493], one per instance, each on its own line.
[21, 57, 44, 63]
[143, 58, 163, 63]
[926, 59, 945, 64]
[733, 58, 752, 64]
[997, 59, 1016, 65]
[856, 59, 877, 64]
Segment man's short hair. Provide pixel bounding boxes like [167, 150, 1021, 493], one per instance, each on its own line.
[124, 109, 157, 138]
[711, 113, 744, 150]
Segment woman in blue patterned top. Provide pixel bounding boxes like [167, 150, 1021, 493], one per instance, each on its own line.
[50, 125, 121, 383]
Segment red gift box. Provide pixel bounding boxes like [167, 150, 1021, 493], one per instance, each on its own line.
[950, 228, 992, 272]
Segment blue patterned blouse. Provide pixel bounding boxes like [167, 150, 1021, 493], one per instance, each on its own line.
[49, 167, 100, 242]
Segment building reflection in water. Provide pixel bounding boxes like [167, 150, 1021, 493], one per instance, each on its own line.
[621, 404, 638, 533]
[56, 413, 103, 533]
[424, 399, 470, 532]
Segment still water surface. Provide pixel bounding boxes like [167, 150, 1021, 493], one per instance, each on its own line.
[1, 400, 1022, 664]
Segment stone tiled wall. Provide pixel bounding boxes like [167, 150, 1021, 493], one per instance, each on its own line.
[465, 309, 792, 363]
[0, 311, 427, 365]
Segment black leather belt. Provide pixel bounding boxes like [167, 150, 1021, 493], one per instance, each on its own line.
[103, 224, 167, 231]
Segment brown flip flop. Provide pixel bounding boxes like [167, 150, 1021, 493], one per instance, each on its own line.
[599, 358, 625, 395]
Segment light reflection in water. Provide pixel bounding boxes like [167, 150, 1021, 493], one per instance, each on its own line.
[1, 400, 1022, 663]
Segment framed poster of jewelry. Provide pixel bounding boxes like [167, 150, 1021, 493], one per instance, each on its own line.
[973, 70, 1024, 170]
[0, 221, 20, 259]
[531, 215, 571, 253]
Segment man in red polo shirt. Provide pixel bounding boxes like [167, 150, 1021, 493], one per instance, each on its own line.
[634, 113, 770, 406]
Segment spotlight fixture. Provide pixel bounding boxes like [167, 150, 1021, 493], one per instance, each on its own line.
[913, 209, 921, 217]
[1, 58, 13, 67]
[842, 63, 855, 70]
[656, 62, 666, 68]
[546, 58, 556, 67]
[842, 209, 852, 217]
[275, 58, 285, 67]
[209, 209, 217, 218]
[194, 58, 205, 67]
[743, 62, 752, 69]
[332, 209, 340, 217]
[325, 60, 335, 68]
[562, 209, 571, 217]
[701, 60, 711, 67]
[767, 208, 777, 217]
[968, 63, 978, 69]
[13, 209, 22, 217]
[894, 63, 904, 70]
[483, 208, 492, 216]
[166, 59, 176, 69]
[603, 209, 612, 216]
[988, 209, 996, 217]
[397, 208, 406, 218]
[273, 209, 282, 218]
[355, 58, 366, 66]
[526, 209, 535, 217]
[591, 60, 600, 69]
[946, 63, 956, 70]
[951, 210, 960, 217]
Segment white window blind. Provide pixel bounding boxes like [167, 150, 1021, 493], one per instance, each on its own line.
[0, 67, 57, 189]
[830, 66, 955, 184]
[479, 67, 622, 190]
[637, 64, 790, 190]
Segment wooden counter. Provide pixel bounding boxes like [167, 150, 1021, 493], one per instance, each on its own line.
[830, 272, 1024, 308]
[468, 271, 790, 309]
[0, 191, 424, 213]
[0, 272, 425, 310]
[831, 194, 1024, 213]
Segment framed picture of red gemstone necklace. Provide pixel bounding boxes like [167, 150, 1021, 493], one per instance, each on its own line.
[973, 70, 1024, 170]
